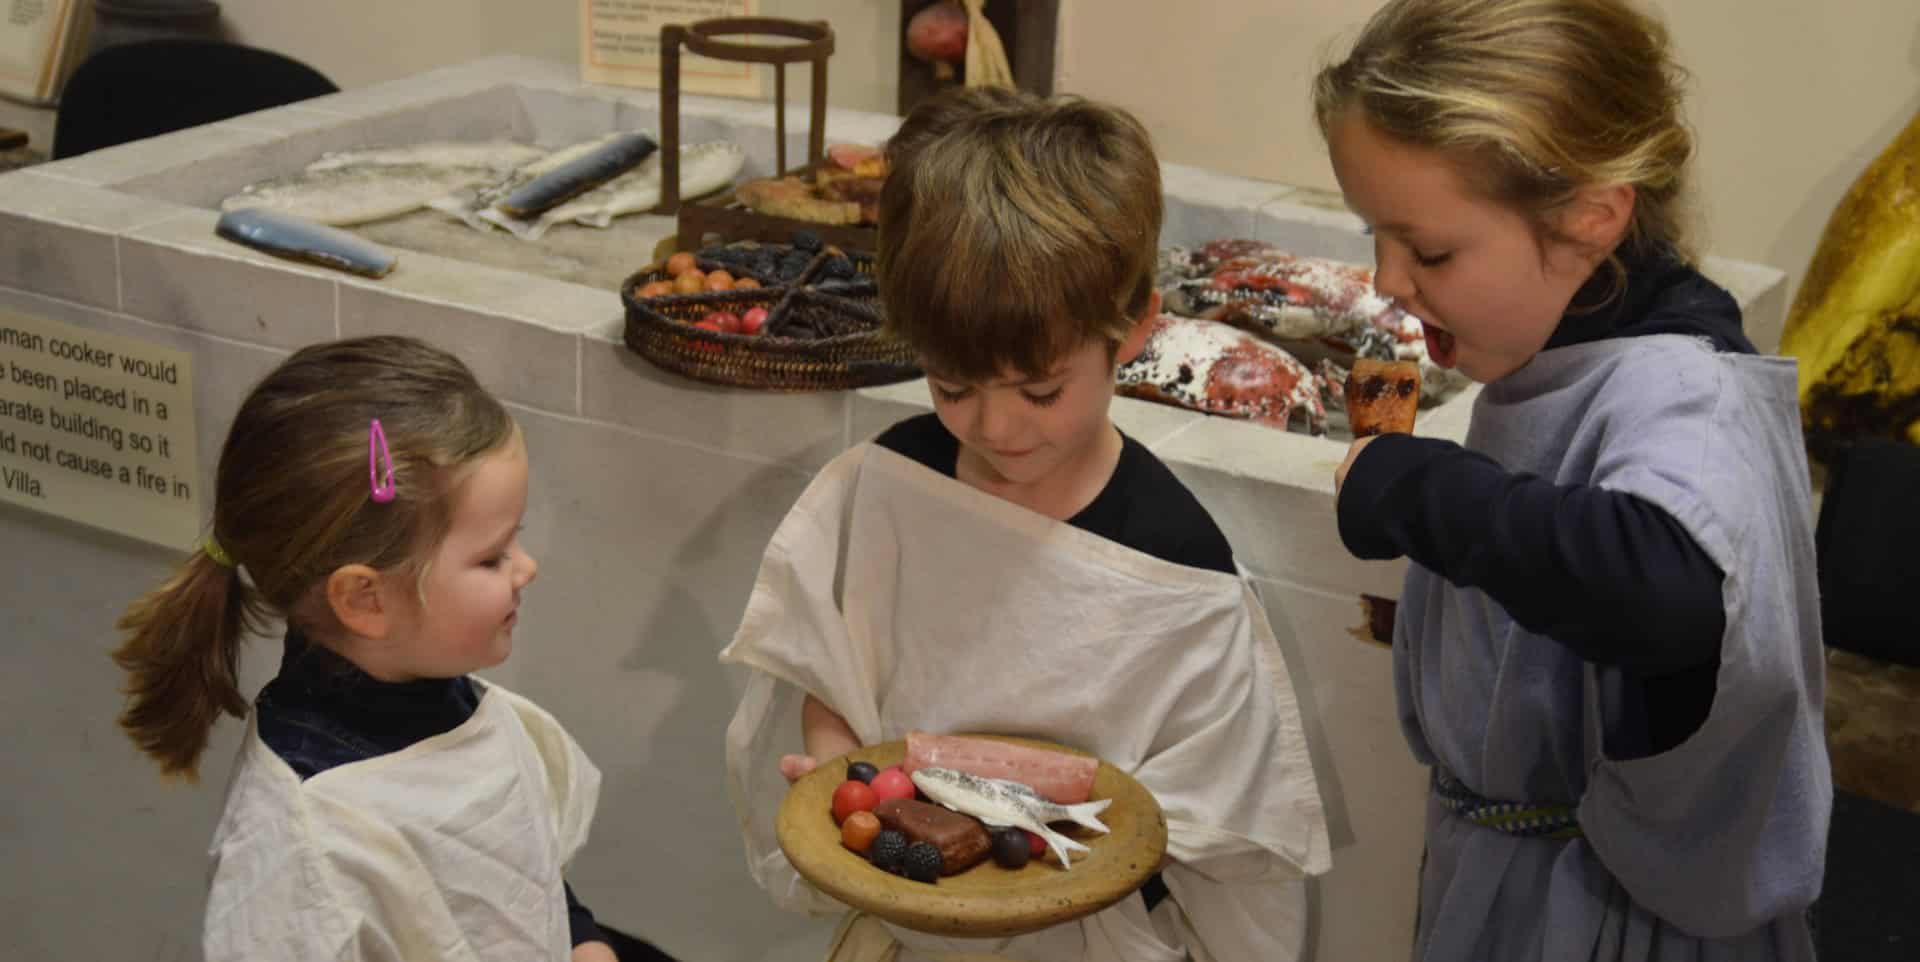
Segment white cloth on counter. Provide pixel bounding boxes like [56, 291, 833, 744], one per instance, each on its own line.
[722, 443, 1330, 961]
[203, 682, 601, 962]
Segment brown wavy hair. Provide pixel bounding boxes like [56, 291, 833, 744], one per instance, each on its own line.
[111, 336, 514, 778]
[1314, 0, 1698, 273]
[878, 86, 1163, 382]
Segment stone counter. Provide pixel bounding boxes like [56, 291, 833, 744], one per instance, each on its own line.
[0, 55, 1787, 962]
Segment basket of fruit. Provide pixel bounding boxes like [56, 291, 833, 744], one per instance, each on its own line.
[775, 731, 1167, 938]
[621, 232, 917, 391]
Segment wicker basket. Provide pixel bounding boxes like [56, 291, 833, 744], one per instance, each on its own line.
[621, 255, 919, 392]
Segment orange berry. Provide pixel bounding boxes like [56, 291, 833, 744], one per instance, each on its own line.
[841, 810, 882, 853]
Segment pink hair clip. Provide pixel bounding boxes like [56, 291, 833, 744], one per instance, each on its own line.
[368, 419, 396, 503]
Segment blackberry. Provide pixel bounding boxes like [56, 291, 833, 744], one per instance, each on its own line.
[819, 254, 855, 281]
[791, 229, 823, 252]
[778, 251, 813, 281]
[902, 842, 943, 883]
[868, 830, 909, 874]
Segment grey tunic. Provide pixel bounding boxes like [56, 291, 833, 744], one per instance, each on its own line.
[1395, 335, 1830, 961]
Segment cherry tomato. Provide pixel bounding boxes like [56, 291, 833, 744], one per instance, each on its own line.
[832, 779, 879, 825]
[665, 251, 697, 277]
[841, 810, 882, 853]
[739, 307, 769, 336]
[1025, 829, 1046, 859]
[869, 767, 915, 804]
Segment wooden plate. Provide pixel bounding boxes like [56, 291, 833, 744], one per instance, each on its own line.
[775, 735, 1167, 938]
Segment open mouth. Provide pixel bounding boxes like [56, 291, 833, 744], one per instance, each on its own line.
[1422, 322, 1459, 369]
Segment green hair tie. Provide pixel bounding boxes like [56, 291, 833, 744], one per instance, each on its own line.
[202, 536, 234, 569]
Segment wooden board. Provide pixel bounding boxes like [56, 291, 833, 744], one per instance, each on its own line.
[775, 735, 1167, 938]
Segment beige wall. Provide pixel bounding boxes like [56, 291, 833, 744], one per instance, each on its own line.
[220, 0, 1917, 350]
[218, 1, 901, 115]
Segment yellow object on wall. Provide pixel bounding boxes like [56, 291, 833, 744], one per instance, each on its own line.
[1779, 108, 1920, 460]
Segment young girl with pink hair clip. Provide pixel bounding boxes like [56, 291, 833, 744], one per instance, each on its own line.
[112, 335, 616, 962]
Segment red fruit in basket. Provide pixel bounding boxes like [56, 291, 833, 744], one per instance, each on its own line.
[740, 307, 769, 335]
[701, 311, 742, 333]
[665, 251, 697, 277]
[832, 780, 879, 825]
[869, 767, 915, 804]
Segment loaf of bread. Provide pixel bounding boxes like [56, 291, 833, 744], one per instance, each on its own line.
[874, 798, 991, 874]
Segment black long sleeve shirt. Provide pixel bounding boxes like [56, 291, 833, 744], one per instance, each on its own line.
[1337, 243, 1755, 756]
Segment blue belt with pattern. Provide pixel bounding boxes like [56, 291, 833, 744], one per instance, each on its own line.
[1433, 769, 1583, 839]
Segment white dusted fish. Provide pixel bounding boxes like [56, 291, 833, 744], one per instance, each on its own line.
[306, 140, 547, 174]
[219, 162, 501, 226]
[483, 140, 746, 241]
[215, 209, 397, 278]
[909, 767, 1112, 869]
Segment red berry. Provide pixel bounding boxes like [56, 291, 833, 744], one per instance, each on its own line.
[1025, 829, 1045, 858]
[869, 767, 915, 804]
[831, 780, 878, 825]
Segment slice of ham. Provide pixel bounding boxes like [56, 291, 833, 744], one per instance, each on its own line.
[901, 730, 1097, 804]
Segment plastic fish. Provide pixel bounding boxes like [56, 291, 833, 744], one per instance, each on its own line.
[483, 141, 745, 241]
[306, 140, 547, 174]
[495, 131, 658, 218]
[909, 767, 1112, 869]
[219, 162, 501, 226]
[215, 209, 397, 278]
[432, 132, 653, 231]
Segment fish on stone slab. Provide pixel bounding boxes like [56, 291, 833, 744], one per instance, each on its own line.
[306, 140, 548, 174]
[496, 131, 658, 217]
[432, 131, 656, 231]
[909, 767, 1112, 869]
[482, 141, 746, 241]
[215, 209, 397, 278]
[219, 162, 503, 227]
